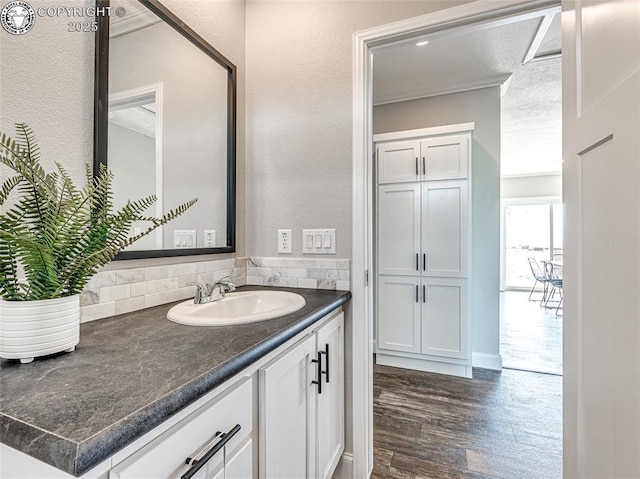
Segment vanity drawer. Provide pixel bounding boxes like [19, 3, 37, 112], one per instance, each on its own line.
[111, 378, 253, 479]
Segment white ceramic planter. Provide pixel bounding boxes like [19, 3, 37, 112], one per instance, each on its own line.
[0, 295, 80, 364]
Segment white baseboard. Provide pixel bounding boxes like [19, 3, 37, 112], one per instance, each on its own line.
[377, 353, 472, 378]
[472, 352, 503, 370]
[333, 452, 353, 479]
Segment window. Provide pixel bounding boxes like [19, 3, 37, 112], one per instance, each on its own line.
[503, 199, 563, 289]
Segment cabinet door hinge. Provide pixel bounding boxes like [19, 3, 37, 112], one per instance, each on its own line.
[364, 270, 369, 286]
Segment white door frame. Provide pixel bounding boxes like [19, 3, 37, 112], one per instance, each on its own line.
[351, 1, 560, 476]
[109, 82, 164, 249]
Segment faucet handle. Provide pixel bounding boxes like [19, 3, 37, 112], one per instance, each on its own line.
[187, 282, 208, 303]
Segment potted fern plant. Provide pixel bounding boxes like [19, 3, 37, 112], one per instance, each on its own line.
[0, 123, 196, 363]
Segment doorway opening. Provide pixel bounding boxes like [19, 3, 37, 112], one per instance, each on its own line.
[353, 2, 562, 477]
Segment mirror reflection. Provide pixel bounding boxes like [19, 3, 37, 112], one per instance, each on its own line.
[97, 0, 236, 258]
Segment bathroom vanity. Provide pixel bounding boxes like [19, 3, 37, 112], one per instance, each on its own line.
[0, 286, 350, 479]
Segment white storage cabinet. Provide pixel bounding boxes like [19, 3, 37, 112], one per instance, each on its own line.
[375, 124, 473, 378]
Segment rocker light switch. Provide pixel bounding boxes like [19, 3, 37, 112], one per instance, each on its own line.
[302, 229, 336, 254]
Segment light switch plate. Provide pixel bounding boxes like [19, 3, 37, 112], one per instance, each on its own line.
[278, 229, 292, 253]
[174, 230, 196, 248]
[302, 229, 336, 254]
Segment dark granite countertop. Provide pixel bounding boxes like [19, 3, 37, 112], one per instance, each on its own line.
[0, 286, 350, 477]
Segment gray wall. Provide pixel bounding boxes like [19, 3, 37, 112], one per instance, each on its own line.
[0, 0, 246, 261]
[244, 0, 474, 259]
[108, 123, 157, 250]
[374, 87, 502, 360]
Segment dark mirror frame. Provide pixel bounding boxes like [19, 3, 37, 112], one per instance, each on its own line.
[94, 0, 236, 260]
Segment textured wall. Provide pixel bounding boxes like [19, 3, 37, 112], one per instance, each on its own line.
[0, 0, 246, 261]
[374, 87, 502, 359]
[244, 0, 473, 259]
[501, 173, 562, 199]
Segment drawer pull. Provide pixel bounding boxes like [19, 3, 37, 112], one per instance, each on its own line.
[321, 343, 330, 384]
[181, 424, 241, 479]
[311, 350, 323, 394]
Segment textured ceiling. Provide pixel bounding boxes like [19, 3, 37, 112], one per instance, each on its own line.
[373, 11, 562, 177]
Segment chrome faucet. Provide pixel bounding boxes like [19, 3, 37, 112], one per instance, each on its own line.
[187, 277, 236, 304]
[214, 276, 236, 298]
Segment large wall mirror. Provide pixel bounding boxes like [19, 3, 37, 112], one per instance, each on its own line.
[94, 0, 236, 259]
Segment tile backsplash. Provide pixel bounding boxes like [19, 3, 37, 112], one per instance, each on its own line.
[80, 256, 350, 323]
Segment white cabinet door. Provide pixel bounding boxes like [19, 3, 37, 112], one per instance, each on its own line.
[377, 276, 421, 354]
[259, 335, 317, 479]
[420, 134, 468, 180]
[315, 314, 344, 479]
[377, 140, 420, 184]
[421, 181, 468, 277]
[421, 278, 468, 359]
[225, 438, 253, 479]
[378, 184, 421, 276]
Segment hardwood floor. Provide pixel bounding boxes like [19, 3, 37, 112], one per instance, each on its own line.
[373, 364, 562, 479]
[500, 291, 563, 375]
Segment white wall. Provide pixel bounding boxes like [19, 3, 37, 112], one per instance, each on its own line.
[501, 173, 562, 199]
[0, 0, 246, 261]
[373, 87, 502, 362]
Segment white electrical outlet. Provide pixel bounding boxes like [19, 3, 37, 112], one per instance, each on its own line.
[278, 229, 292, 253]
[204, 230, 217, 248]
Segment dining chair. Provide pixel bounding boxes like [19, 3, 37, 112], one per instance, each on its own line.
[527, 258, 551, 304]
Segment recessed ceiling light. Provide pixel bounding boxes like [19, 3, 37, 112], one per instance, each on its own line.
[416, 40, 429, 46]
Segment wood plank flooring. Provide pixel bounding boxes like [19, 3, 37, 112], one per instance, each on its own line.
[500, 291, 563, 375]
[373, 364, 562, 479]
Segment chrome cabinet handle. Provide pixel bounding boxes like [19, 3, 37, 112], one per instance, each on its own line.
[415, 284, 419, 303]
[181, 424, 241, 479]
[415, 157, 419, 176]
[416, 253, 419, 271]
[423, 285, 426, 303]
[422, 156, 426, 175]
[423, 253, 426, 271]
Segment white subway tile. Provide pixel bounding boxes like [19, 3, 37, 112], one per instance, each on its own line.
[144, 291, 171, 308]
[86, 271, 116, 289]
[145, 266, 168, 281]
[297, 279, 317, 289]
[80, 290, 99, 306]
[115, 296, 145, 315]
[157, 278, 179, 291]
[178, 274, 198, 288]
[246, 276, 264, 285]
[81, 302, 115, 323]
[286, 268, 308, 279]
[316, 259, 338, 269]
[131, 280, 157, 297]
[265, 277, 298, 287]
[318, 279, 337, 290]
[337, 259, 350, 270]
[167, 263, 190, 277]
[100, 284, 131, 302]
[336, 280, 350, 291]
[115, 268, 145, 285]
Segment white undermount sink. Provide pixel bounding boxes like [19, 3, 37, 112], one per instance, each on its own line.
[167, 290, 306, 326]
